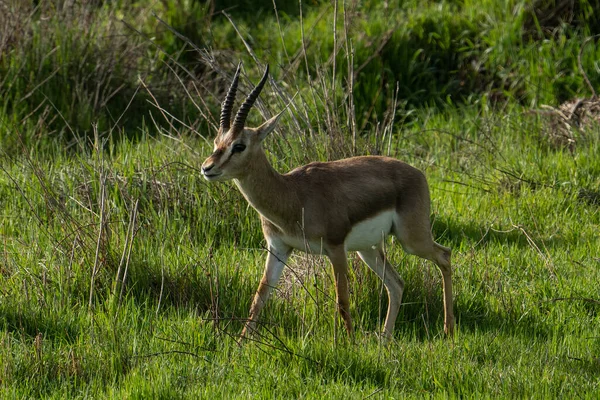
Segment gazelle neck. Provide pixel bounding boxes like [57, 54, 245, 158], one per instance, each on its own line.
[233, 149, 296, 230]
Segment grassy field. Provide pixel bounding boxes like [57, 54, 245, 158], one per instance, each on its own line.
[1, 0, 599, 398]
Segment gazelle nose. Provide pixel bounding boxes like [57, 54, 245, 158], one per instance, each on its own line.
[201, 163, 214, 174]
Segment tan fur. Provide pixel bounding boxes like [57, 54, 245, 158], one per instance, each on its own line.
[201, 73, 454, 341]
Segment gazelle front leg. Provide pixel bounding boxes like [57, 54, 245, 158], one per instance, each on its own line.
[240, 243, 292, 340]
[328, 246, 354, 337]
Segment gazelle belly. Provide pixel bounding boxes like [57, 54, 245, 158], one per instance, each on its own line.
[344, 209, 395, 251]
[279, 235, 327, 255]
[277, 210, 396, 254]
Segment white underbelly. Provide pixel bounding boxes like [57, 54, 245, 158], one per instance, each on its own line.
[344, 209, 395, 251]
[279, 210, 396, 254]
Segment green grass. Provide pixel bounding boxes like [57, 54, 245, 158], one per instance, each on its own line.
[1, 0, 600, 398]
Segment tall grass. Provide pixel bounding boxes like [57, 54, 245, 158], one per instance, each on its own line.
[1, 0, 599, 397]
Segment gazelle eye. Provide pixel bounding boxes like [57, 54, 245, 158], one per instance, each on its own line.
[232, 143, 246, 153]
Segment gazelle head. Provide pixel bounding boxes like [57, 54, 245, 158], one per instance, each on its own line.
[201, 64, 281, 182]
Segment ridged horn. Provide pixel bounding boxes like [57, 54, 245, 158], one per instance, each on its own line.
[219, 62, 242, 131]
[232, 64, 269, 132]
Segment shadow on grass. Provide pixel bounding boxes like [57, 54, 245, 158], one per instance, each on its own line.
[453, 296, 551, 340]
[302, 345, 391, 389]
[351, 252, 554, 343]
[0, 303, 80, 343]
[123, 257, 305, 340]
[114, 215, 560, 350]
[121, 249, 552, 347]
[433, 217, 568, 251]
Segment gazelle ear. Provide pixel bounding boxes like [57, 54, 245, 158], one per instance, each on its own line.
[255, 92, 296, 142]
[256, 112, 284, 142]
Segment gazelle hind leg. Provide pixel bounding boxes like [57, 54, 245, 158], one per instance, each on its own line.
[394, 217, 454, 336]
[433, 242, 454, 335]
[357, 246, 405, 338]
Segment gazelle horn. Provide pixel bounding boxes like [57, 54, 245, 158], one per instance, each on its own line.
[219, 62, 242, 131]
[232, 64, 269, 132]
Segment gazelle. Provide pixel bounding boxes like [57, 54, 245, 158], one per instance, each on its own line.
[201, 64, 454, 339]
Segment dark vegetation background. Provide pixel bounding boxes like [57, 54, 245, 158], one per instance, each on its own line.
[1, 0, 598, 148]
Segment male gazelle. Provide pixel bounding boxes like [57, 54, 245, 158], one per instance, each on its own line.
[201, 64, 454, 339]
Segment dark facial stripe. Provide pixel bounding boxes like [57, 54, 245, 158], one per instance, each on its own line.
[212, 148, 225, 159]
[224, 149, 235, 164]
[210, 147, 234, 170]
